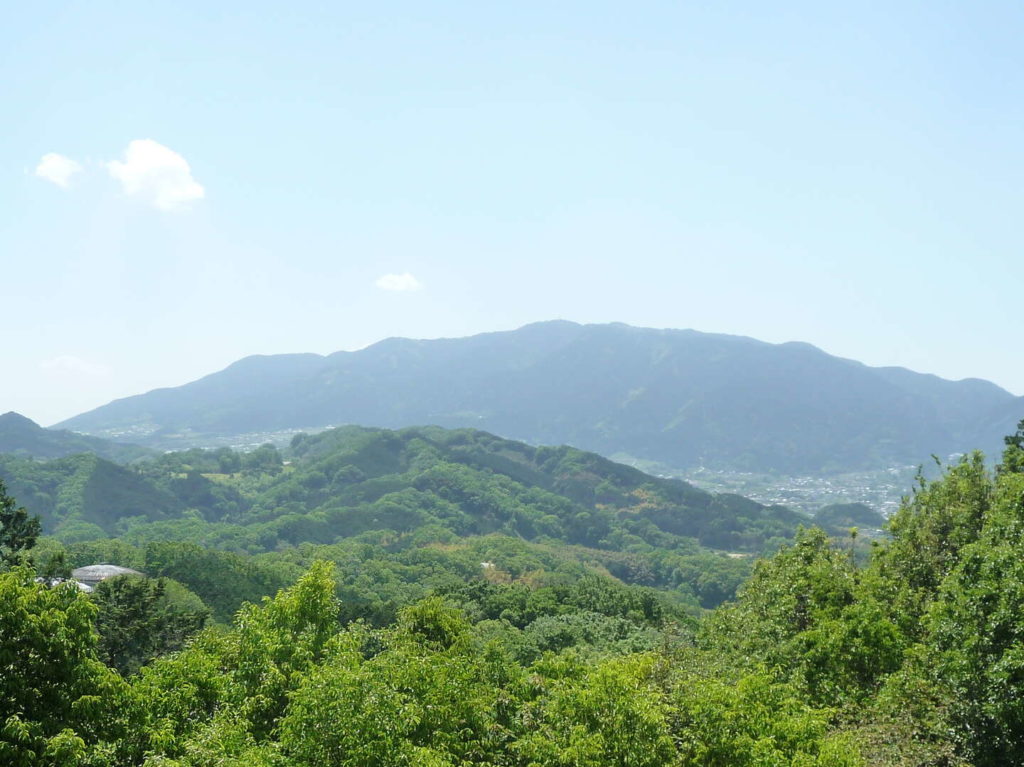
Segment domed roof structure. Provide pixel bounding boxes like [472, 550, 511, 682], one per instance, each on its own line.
[71, 564, 144, 586]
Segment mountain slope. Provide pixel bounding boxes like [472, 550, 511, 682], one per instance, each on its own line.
[0, 411, 153, 463]
[7, 424, 801, 551]
[57, 321, 1022, 473]
[0, 452, 181, 535]
[262, 425, 804, 552]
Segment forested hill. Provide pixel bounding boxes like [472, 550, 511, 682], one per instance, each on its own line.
[12, 445, 1024, 765]
[1, 425, 804, 609]
[58, 321, 1022, 473]
[0, 424, 802, 551]
[0, 411, 152, 462]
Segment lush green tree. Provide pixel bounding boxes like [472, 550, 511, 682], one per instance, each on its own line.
[920, 470, 1024, 765]
[700, 526, 905, 706]
[91, 575, 210, 675]
[229, 559, 340, 740]
[1001, 418, 1024, 474]
[516, 653, 676, 767]
[0, 568, 131, 765]
[120, 561, 339, 764]
[242, 444, 283, 475]
[699, 528, 855, 668]
[214, 447, 243, 475]
[0, 479, 40, 570]
[668, 662, 863, 766]
[865, 453, 991, 639]
[281, 623, 507, 766]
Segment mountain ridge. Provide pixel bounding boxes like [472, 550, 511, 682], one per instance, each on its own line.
[55, 321, 1024, 473]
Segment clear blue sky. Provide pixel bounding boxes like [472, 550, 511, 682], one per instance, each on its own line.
[3, 1, 1023, 425]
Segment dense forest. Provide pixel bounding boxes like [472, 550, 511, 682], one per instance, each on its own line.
[0, 425, 806, 611]
[4, 426, 1024, 764]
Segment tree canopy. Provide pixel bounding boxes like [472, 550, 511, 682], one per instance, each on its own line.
[6, 427, 1024, 763]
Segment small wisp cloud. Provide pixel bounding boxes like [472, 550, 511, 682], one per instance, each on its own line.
[107, 139, 204, 211]
[375, 273, 423, 292]
[34, 153, 82, 188]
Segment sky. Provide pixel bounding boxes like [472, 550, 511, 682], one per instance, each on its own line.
[3, 1, 1024, 425]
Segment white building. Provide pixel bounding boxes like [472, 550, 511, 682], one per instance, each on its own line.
[70, 564, 145, 588]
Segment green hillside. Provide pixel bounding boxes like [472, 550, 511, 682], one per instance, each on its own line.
[4, 425, 807, 609]
[10, 440, 1024, 765]
[814, 502, 886, 534]
[0, 452, 180, 538]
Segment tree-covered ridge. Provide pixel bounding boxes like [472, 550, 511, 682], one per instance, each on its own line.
[0, 411, 153, 463]
[1, 425, 803, 550]
[0, 425, 801, 609]
[273, 425, 803, 551]
[57, 321, 1024, 473]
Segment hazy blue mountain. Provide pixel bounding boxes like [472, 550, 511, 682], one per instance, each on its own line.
[0, 411, 153, 463]
[57, 321, 1022, 473]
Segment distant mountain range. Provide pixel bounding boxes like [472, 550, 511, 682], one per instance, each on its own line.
[56, 321, 1024, 474]
[0, 411, 152, 463]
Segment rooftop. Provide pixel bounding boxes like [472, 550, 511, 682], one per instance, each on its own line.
[71, 564, 145, 583]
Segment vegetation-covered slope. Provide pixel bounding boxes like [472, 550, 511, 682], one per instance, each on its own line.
[9, 430, 1024, 765]
[2, 425, 803, 551]
[1, 425, 805, 610]
[813, 502, 886, 535]
[0, 452, 181, 536]
[58, 321, 1022, 472]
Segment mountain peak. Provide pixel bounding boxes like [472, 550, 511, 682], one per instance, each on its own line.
[0, 411, 41, 430]
[0, 411, 151, 462]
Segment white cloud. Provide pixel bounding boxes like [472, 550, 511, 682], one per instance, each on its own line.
[375, 272, 423, 292]
[106, 139, 204, 211]
[40, 355, 111, 379]
[34, 153, 82, 188]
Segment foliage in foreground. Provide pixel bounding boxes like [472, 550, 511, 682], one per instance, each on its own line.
[7, 426, 1024, 764]
[0, 562, 859, 766]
